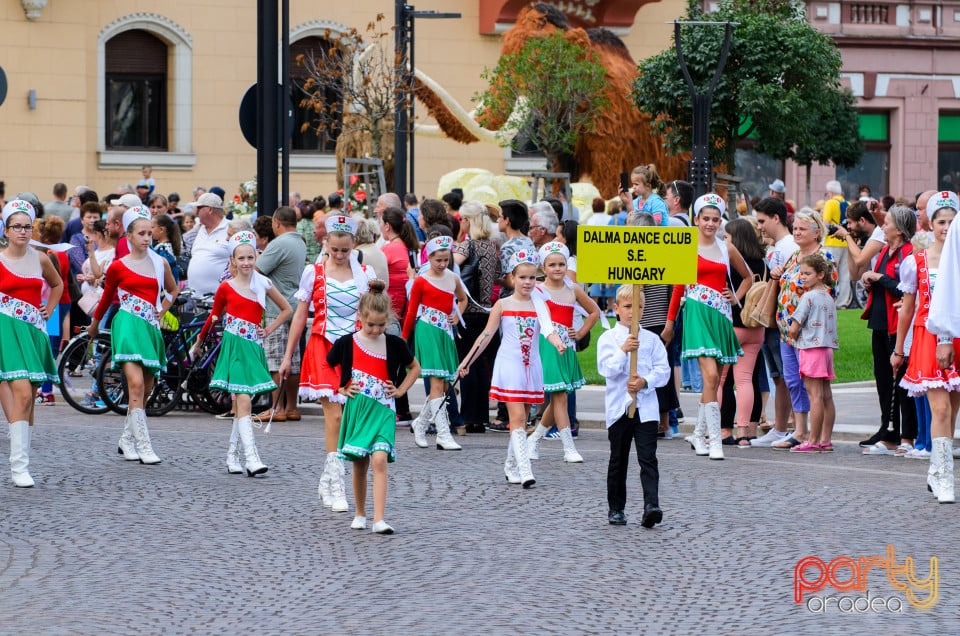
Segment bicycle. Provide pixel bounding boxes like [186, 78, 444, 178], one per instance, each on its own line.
[56, 327, 113, 415]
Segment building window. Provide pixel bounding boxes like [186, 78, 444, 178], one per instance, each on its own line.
[836, 112, 889, 197]
[105, 30, 168, 150]
[938, 113, 960, 191]
[291, 36, 342, 154]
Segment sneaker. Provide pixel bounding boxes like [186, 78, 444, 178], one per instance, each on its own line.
[751, 429, 789, 447]
[859, 431, 886, 448]
[905, 448, 931, 459]
[545, 426, 560, 439]
[486, 421, 510, 432]
[35, 393, 55, 405]
[893, 442, 914, 457]
[789, 441, 820, 453]
[675, 408, 685, 422]
[862, 441, 895, 456]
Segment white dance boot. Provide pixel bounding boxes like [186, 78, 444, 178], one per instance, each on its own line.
[504, 442, 521, 484]
[9, 421, 34, 488]
[526, 423, 549, 460]
[559, 427, 584, 463]
[117, 414, 139, 461]
[329, 455, 349, 512]
[411, 398, 437, 448]
[510, 429, 535, 488]
[130, 408, 161, 465]
[237, 416, 267, 477]
[686, 404, 709, 456]
[434, 399, 462, 451]
[705, 402, 724, 460]
[226, 419, 244, 474]
[933, 437, 955, 504]
[318, 452, 336, 507]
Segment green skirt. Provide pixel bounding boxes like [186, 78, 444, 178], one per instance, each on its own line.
[0, 312, 57, 383]
[110, 310, 166, 376]
[414, 319, 458, 382]
[681, 299, 742, 365]
[210, 331, 276, 395]
[338, 393, 396, 462]
[539, 335, 585, 393]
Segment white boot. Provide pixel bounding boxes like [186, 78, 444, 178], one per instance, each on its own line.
[504, 442, 521, 484]
[318, 452, 336, 507]
[434, 399, 462, 451]
[686, 404, 709, 456]
[117, 415, 139, 461]
[933, 437, 955, 504]
[705, 402, 724, 460]
[928, 449, 940, 497]
[559, 427, 584, 463]
[510, 428, 535, 488]
[130, 408, 161, 465]
[329, 455, 349, 512]
[9, 421, 34, 488]
[226, 419, 244, 474]
[526, 424, 549, 460]
[411, 398, 436, 448]
[237, 416, 267, 476]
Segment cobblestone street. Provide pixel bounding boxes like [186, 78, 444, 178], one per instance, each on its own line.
[1, 396, 954, 634]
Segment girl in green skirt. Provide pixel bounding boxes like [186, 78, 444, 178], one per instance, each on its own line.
[89, 206, 178, 466]
[664, 194, 752, 461]
[329, 281, 420, 534]
[194, 231, 291, 476]
[526, 241, 600, 463]
[401, 236, 467, 451]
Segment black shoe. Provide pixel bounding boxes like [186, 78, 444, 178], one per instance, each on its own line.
[641, 505, 663, 528]
[722, 435, 738, 445]
[859, 430, 886, 448]
[464, 423, 487, 434]
[608, 510, 627, 525]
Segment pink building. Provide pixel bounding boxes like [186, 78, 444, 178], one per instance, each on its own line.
[734, 1, 960, 204]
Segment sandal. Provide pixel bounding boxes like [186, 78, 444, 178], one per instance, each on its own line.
[284, 410, 302, 421]
[737, 436, 755, 447]
[772, 436, 802, 450]
[253, 409, 286, 423]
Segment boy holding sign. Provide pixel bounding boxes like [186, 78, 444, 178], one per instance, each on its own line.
[597, 285, 670, 527]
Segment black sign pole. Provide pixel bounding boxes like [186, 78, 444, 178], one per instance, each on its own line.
[258, 0, 279, 218]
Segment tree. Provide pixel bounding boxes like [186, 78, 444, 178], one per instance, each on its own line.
[475, 30, 610, 176]
[297, 13, 403, 184]
[633, 0, 862, 187]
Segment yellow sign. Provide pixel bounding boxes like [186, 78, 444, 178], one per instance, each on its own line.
[576, 226, 699, 284]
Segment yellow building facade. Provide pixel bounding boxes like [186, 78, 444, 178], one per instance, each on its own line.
[0, 0, 683, 202]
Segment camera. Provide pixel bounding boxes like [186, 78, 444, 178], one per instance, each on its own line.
[827, 223, 840, 236]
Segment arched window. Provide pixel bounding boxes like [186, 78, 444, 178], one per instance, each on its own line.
[105, 29, 167, 149]
[290, 35, 342, 154]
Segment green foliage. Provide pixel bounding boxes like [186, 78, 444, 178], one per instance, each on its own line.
[475, 31, 610, 166]
[633, 0, 862, 171]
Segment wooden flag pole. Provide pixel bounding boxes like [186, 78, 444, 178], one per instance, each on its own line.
[627, 284, 640, 417]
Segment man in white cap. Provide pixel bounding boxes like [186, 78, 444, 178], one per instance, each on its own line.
[187, 192, 231, 295]
[767, 178, 794, 215]
[822, 180, 851, 308]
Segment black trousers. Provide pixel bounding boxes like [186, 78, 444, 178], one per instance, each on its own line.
[872, 330, 917, 442]
[607, 414, 659, 512]
[457, 312, 501, 425]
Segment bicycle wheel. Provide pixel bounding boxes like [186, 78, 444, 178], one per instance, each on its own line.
[185, 340, 233, 415]
[57, 333, 110, 415]
[96, 354, 129, 416]
[145, 352, 185, 416]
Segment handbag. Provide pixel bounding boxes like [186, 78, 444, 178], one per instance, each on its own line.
[749, 277, 779, 328]
[77, 288, 103, 316]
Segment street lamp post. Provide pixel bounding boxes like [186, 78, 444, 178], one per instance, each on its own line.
[673, 20, 735, 199]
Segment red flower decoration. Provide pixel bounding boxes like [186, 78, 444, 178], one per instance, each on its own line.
[354, 191, 367, 202]
[350, 175, 359, 186]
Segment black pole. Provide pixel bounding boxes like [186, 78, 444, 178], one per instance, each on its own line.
[258, 0, 279, 217]
[407, 13, 415, 198]
[281, 0, 290, 208]
[394, 1, 408, 196]
[256, 0, 265, 218]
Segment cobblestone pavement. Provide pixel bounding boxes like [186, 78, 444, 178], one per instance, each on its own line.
[1, 398, 955, 634]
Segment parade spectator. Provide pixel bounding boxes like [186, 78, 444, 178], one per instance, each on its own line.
[355, 217, 389, 284]
[255, 206, 307, 423]
[298, 199, 322, 265]
[750, 197, 798, 447]
[45, 183, 73, 223]
[718, 217, 767, 446]
[769, 209, 837, 450]
[832, 200, 884, 280]
[151, 213, 182, 282]
[822, 180, 851, 308]
[620, 164, 669, 225]
[147, 193, 168, 218]
[404, 192, 427, 242]
[859, 205, 917, 455]
[68, 202, 103, 275]
[528, 201, 560, 249]
[186, 193, 231, 295]
[666, 179, 694, 227]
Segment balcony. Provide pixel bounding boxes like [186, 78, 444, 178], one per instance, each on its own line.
[804, 0, 960, 38]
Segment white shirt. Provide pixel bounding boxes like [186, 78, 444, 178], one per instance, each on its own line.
[866, 226, 886, 270]
[186, 218, 230, 294]
[767, 234, 799, 270]
[596, 323, 670, 427]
